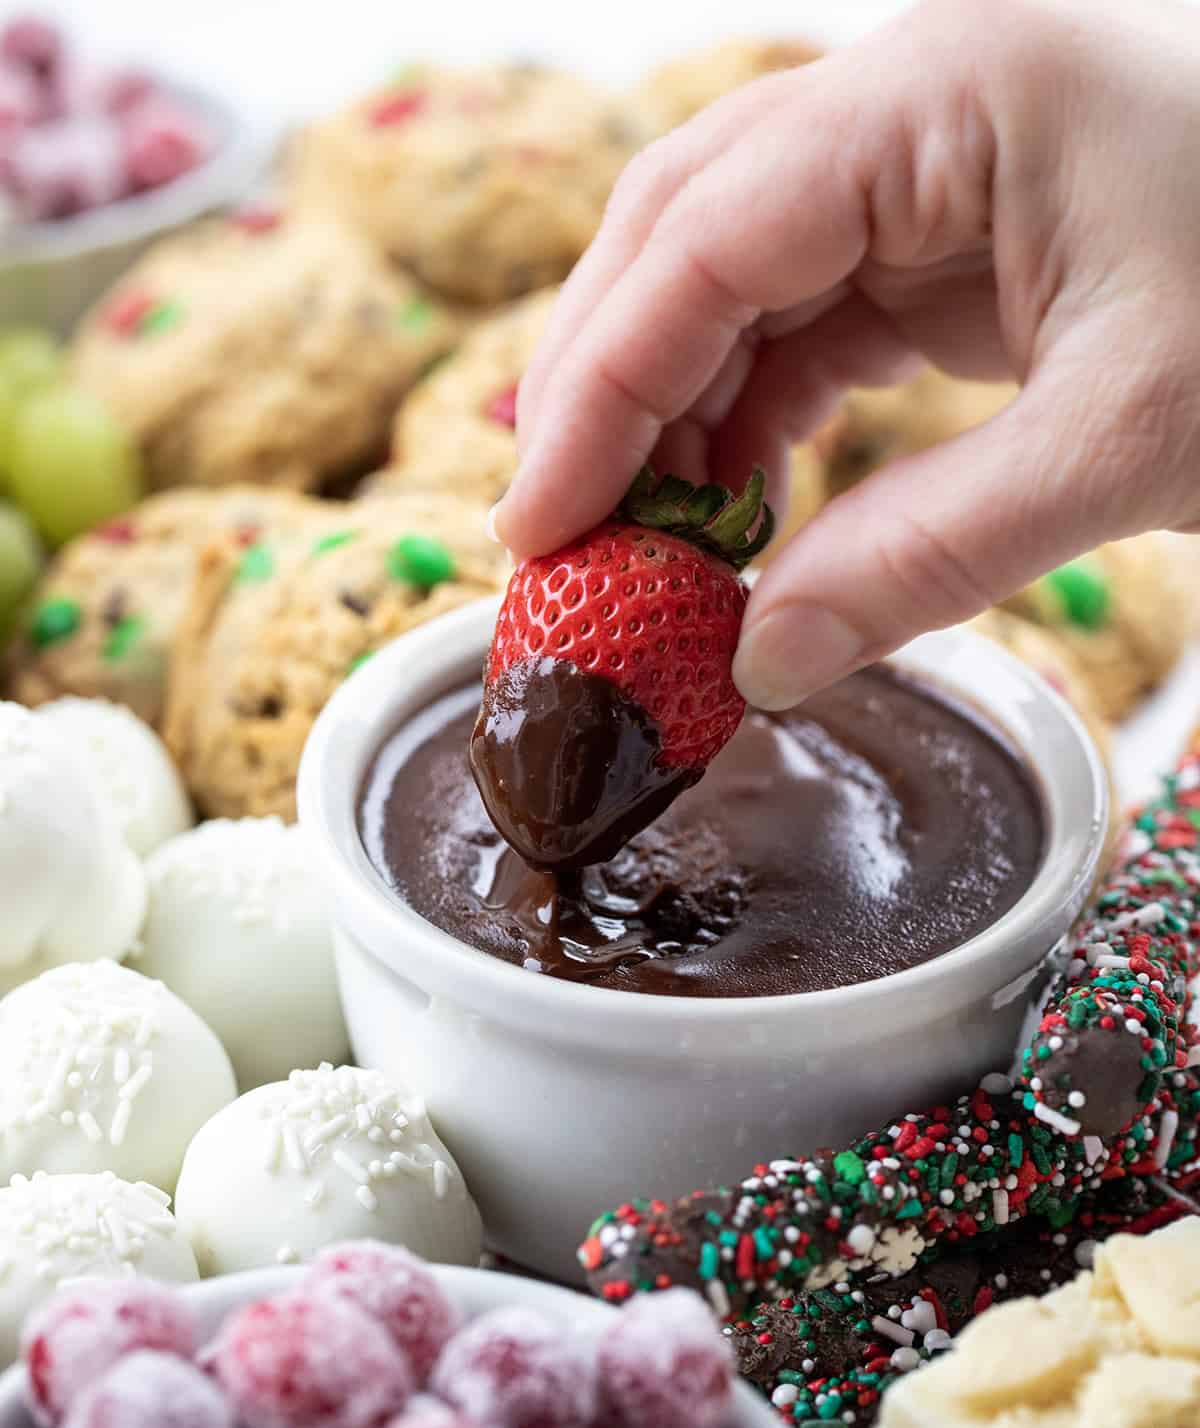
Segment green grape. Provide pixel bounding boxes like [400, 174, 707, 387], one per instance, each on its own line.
[9, 387, 143, 548]
[0, 501, 42, 645]
[0, 328, 63, 494]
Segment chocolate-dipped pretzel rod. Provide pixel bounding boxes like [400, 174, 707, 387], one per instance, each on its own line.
[1018, 747, 1200, 1137]
[729, 1175, 1190, 1426]
[581, 753, 1200, 1311]
[583, 1067, 1200, 1314]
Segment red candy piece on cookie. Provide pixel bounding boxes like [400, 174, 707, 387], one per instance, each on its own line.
[595, 1289, 733, 1428]
[368, 91, 428, 127]
[306, 1241, 460, 1387]
[431, 1308, 596, 1428]
[231, 205, 282, 234]
[208, 1289, 413, 1428]
[102, 289, 156, 337]
[62, 1351, 233, 1428]
[22, 1280, 196, 1426]
[485, 383, 518, 429]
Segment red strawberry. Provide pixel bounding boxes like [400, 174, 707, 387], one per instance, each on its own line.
[470, 467, 773, 870]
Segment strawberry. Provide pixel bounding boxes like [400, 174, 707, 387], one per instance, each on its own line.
[470, 467, 773, 871]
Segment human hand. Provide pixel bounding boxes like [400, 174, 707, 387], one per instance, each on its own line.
[494, 0, 1200, 709]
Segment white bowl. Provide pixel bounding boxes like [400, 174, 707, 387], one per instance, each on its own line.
[0, 1262, 778, 1428]
[298, 598, 1109, 1283]
[0, 80, 269, 334]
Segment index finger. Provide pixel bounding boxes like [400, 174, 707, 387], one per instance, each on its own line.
[493, 69, 871, 556]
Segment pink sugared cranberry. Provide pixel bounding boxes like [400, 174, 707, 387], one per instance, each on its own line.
[306, 1241, 460, 1388]
[368, 91, 428, 128]
[7, 116, 125, 219]
[121, 96, 210, 191]
[385, 1399, 481, 1428]
[209, 1289, 413, 1428]
[21, 1280, 196, 1427]
[64, 63, 156, 118]
[0, 62, 38, 134]
[431, 1308, 596, 1428]
[0, 16, 62, 82]
[485, 383, 518, 429]
[62, 1351, 233, 1428]
[595, 1289, 732, 1428]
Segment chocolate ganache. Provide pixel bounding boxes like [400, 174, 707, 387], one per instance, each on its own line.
[358, 665, 1044, 996]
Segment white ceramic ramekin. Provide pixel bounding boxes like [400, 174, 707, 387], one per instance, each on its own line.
[0, 1262, 777, 1428]
[298, 598, 1109, 1284]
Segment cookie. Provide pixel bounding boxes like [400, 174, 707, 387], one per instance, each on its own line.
[163, 492, 509, 821]
[6, 487, 318, 727]
[1002, 535, 1194, 721]
[633, 37, 823, 134]
[816, 371, 1018, 499]
[290, 65, 647, 304]
[70, 213, 459, 491]
[364, 286, 558, 507]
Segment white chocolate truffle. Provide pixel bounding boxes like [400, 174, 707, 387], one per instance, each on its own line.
[0, 1170, 198, 1366]
[133, 819, 347, 1090]
[34, 698, 192, 857]
[0, 961, 235, 1192]
[0, 703, 145, 997]
[174, 1063, 482, 1276]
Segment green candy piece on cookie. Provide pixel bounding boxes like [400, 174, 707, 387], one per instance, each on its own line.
[139, 300, 185, 337]
[387, 533, 455, 588]
[29, 596, 81, 649]
[1043, 557, 1110, 629]
[396, 298, 434, 333]
[103, 614, 145, 662]
[235, 542, 274, 583]
[311, 530, 359, 557]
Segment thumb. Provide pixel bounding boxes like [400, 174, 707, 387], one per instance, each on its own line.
[733, 366, 1178, 709]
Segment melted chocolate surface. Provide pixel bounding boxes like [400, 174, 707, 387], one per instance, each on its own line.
[359, 666, 1044, 997]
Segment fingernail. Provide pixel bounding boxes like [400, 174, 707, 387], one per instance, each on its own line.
[485, 502, 503, 544]
[733, 604, 866, 710]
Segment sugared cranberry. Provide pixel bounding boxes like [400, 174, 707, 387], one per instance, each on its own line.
[209, 1289, 413, 1428]
[385, 1400, 481, 1428]
[7, 116, 125, 220]
[121, 96, 210, 191]
[66, 63, 155, 117]
[21, 1280, 196, 1427]
[368, 91, 428, 127]
[485, 383, 519, 429]
[0, 63, 38, 134]
[431, 1308, 596, 1428]
[62, 1351, 233, 1428]
[306, 1241, 460, 1387]
[0, 16, 62, 82]
[595, 1289, 732, 1428]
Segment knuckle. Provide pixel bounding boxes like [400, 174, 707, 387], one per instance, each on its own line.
[868, 503, 999, 634]
[605, 140, 677, 224]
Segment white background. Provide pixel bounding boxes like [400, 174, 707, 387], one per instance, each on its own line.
[10, 0, 1199, 803]
[9, 0, 914, 123]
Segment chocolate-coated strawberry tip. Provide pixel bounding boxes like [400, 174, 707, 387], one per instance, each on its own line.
[469, 657, 700, 871]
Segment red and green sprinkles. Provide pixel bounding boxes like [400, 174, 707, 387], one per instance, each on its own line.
[387, 533, 455, 588]
[581, 746, 1200, 1424]
[29, 597, 81, 649]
